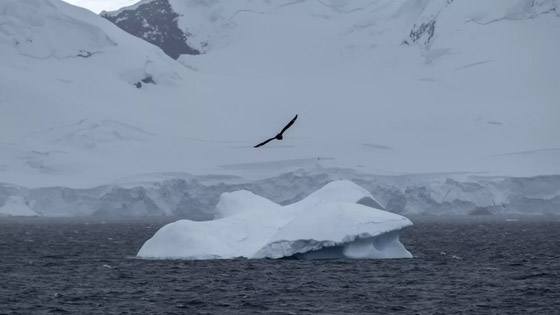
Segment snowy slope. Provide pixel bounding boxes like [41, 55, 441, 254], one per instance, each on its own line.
[0, 0, 559, 217]
[0, 0, 198, 187]
[103, 0, 560, 178]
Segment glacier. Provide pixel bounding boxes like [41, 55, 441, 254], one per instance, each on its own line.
[2, 169, 559, 217]
[137, 180, 413, 260]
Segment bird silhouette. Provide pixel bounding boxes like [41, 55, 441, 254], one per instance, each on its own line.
[254, 114, 298, 148]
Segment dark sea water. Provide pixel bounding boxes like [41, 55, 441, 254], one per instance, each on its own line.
[1, 215, 559, 315]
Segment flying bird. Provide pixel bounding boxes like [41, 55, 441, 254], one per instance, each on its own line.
[254, 114, 298, 148]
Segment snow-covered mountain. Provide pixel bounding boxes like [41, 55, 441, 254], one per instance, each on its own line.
[101, 0, 560, 179]
[1, 0, 559, 216]
[0, 0, 197, 187]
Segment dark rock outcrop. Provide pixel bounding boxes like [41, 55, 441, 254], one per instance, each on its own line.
[102, 0, 199, 59]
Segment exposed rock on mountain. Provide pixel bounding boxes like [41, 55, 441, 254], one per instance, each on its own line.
[101, 0, 200, 59]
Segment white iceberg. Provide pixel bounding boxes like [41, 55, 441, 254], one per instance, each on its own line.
[0, 196, 38, 217]
[137, 180, 413, 260]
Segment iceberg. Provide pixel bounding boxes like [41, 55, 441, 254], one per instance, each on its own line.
[137, 180, 413, 260]
[0, 196, 38, 217]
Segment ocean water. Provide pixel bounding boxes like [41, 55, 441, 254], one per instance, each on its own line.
[1, 215, 559, 314]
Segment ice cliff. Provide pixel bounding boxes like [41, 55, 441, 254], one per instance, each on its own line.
[1, 170, 559, 217]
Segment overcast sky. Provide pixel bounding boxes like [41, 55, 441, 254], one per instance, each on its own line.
[63, 0, 138, 13]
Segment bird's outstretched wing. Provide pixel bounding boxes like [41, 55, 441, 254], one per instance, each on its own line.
[280, 114, 298, 135]
[254, 137, 276, 148]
